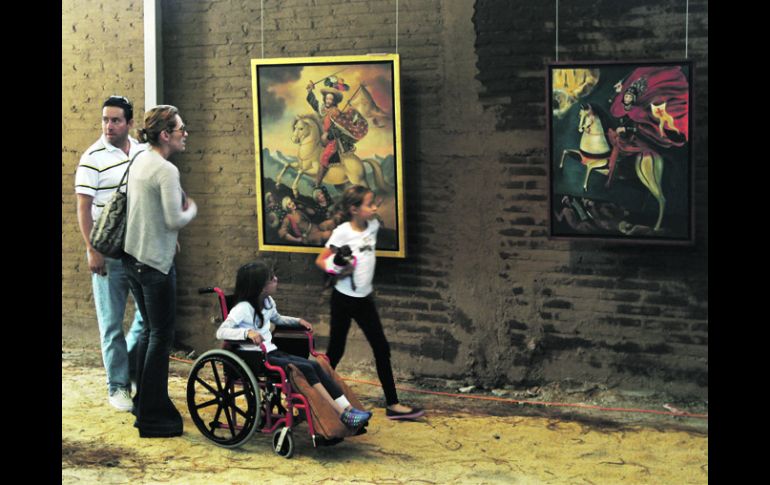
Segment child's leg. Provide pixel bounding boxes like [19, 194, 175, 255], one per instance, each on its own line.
[327, 289, 354, 369]
[350, 296, 399, 407]
[267, 352, 347, 414]
[311, 382, 344, 414]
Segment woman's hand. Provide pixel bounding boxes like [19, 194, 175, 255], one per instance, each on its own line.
[298, 319, 313, 331]
[246, 330, 264, 345]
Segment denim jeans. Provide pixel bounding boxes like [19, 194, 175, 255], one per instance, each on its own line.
[123, 255, 183, 437]
[92, 255, 145, 394]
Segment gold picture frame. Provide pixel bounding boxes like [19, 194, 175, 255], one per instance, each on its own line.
[251, 54, 406, 258]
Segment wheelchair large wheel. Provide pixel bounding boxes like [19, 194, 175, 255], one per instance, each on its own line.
[187, 349, 261, 448]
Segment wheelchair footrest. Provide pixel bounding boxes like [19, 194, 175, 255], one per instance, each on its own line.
[313, 435, 345, 447]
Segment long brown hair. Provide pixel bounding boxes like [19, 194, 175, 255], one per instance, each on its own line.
[340, 185, 373, 222]
[136, 105, 179, 147]
[234, 259, 275, 327]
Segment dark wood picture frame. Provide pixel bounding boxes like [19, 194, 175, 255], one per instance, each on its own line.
[547, 60, 694, 245]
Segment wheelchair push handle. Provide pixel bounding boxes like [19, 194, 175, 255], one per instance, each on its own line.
[198, 287, 216, 294]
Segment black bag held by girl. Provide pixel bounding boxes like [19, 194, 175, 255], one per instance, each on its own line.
[89, 150, 144, 259]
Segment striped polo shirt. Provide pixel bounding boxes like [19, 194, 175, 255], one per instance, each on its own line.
[75, 135, 147, 221]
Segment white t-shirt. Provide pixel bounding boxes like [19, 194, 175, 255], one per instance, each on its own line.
[325, 219, 379, 297]
[75, 135, 147, 221]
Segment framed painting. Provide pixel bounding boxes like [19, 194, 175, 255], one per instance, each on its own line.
[251, 54, 406, 257]
[547, 60, 694, 244]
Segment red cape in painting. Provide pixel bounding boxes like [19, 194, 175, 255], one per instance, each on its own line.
[609, 66, 689, 147]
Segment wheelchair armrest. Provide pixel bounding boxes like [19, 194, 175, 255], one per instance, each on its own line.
[271, 329, 328, 362]
[273, 327, 313, 340]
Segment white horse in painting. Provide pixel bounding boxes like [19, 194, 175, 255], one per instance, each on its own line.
[560, 103, 666, 232]
[276, 114, 389, 197]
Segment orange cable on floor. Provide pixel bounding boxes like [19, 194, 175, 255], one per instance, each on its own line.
[169, 355, 708, 420]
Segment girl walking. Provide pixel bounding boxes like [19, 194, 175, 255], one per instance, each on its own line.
[316, 185, 425, 420]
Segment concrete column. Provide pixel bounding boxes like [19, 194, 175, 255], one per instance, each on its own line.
[144, 0, 163, 107]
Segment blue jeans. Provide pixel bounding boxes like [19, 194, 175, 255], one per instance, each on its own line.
[123, 255, 183, 437]
[92, 256, 145, 394]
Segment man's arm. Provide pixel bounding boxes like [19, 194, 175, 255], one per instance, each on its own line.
[76, 194, 106, 275]
[306, 80, 320, 113]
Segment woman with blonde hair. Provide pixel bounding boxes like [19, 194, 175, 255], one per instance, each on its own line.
[122, 105, 197, 437]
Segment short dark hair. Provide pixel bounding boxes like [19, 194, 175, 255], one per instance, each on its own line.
[102, 95, 134, 122]
[320, 88, 343, 106]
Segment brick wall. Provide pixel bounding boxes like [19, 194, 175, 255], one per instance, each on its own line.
[471, 0, 708, 396]
[62, 0, 146, 340]
[61, 0, 708, 399]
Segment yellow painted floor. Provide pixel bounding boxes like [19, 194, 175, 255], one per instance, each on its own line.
[62, 349, 707, 484]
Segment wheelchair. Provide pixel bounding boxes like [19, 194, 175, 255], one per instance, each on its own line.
[186, 287, 360, 458]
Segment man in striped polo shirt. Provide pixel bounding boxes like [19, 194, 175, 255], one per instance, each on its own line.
[75, 95, 146, 411]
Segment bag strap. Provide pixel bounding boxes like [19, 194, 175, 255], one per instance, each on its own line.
[118, 149, 146, 194]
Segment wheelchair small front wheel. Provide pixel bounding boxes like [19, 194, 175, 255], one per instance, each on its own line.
[272, 427, 295, 458]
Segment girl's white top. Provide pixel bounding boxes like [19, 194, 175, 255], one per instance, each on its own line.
[325, 219, 379, 297]
[215, 297, 301, 352]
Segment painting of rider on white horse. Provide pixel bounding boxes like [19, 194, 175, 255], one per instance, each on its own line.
[548, 61, 693, 244]
[251, 55, 406, 257]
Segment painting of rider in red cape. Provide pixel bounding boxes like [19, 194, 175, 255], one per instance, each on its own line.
[548, 60, 693, 244]
[251, 55, 406, 257]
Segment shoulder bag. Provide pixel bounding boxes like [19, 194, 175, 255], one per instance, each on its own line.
[89, 150, 144, 259]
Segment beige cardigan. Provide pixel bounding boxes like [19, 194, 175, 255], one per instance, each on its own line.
[124, 150, 197, 274]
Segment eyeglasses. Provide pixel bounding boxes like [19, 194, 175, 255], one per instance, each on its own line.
[107, 95, 131, 105]
[169, 125, 188, 134]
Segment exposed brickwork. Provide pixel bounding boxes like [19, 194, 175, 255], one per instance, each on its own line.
[62, 0, 146, 333]
[472, 0, 708, 396]
[61, 0, 708, 399]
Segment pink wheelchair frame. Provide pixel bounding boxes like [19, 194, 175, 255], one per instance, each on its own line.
[186, 287, 342, 457]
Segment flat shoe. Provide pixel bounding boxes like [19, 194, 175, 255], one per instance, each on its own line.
[385, 407, 425, 420]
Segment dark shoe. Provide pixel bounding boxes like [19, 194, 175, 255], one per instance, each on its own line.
[385, 406, 425, 420]
[340, 407, 371, 428]
[138, 428, 183, 438]
[136, 420, 183, 437]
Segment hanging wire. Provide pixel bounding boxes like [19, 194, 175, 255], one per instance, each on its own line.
[555, 0, 559, 61]
[396, 0, 399, 54]
[685, 0, 689, 58]
[261, 0, 265, 58]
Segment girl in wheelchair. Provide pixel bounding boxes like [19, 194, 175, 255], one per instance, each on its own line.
[216, 260, 372, 430]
